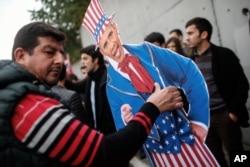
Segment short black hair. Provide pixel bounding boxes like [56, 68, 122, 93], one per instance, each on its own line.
[169, 29, 183, 36]
[144, 32, 166, 45]
[80, 45, 104, 65]
[185, 17, 213, 41]
[12, 22, 66, 61]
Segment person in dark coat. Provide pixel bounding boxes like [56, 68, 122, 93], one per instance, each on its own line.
[65, 45, 116, 135]
[52, 64, 88, 123]
[185, 17, 249, 167]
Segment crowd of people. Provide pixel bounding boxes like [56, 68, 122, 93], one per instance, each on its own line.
[0, 0, 249, 167]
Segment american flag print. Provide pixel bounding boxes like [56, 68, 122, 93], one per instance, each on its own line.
[144, 111, 195, 154]
[146, 137, 219, 167]
[82, 0, 114, 44]
[142, 110, 219, 167]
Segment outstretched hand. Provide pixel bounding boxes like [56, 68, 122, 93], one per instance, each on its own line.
[147, 83, 183, 113]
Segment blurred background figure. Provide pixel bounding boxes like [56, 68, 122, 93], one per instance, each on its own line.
[185, 17, 249, 167]
[66, 73, 79, 83]
[166, 37, 187, 57]
[52, 64, 88, 123]
[65, 45, 116, 135]
[144, 31, 166, 48]
[169, 28, 192, 56]
[80, 65, 88, 79]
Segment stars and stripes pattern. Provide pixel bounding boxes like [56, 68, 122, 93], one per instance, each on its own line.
[144, 111, 195, 154]
[142, 110, 219, 167]
[82, 0, 114, 44]
[148, 137, 220, 167]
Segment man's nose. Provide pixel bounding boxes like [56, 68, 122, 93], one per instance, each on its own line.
[55, 52, 65, 64]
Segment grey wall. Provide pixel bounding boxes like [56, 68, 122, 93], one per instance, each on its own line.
[75, 0, 250, 149]
[78, 0, 250, 107]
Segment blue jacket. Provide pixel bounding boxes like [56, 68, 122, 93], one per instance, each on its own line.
[106, 42, 209, 154]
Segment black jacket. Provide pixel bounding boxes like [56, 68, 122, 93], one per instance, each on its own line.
[65, 65, 116, 134]
[193, 44, 249, 127]
[51, 85, 87, 123]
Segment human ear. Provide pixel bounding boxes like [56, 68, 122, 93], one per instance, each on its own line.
[14, 48, 27, 64]
[201, 31, 208, 40]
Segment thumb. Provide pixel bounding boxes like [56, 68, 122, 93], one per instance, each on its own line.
[153, 82, 160, 92]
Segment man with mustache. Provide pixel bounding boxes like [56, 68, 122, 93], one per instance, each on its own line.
[0, 21, 184, 167]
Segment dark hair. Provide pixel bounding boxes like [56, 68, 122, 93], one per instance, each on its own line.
[166, 37, 186, 56]
[67, 73, 78, 82]
[185, 17, 213, 41]
[58, 64, 67, 81]
[12, 22, 66, 61]
[144, 32, 166, 46]
[80, 44, 104, 65]
[169, 29, 183, 36]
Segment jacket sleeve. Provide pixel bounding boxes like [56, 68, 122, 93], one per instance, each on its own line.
[13, 94, 159, 167]
[69, 92, 90, 125]
[91, 102, 159, 166]
[213, 46, 249, 127]
[65, 79, 87, 94]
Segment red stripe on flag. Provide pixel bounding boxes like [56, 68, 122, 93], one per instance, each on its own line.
[147, 138, 219, 167]
[152, 152, 163, 166]
[194, 137, 220, 166]
[179, 145, 193, 166]
[173, 153, 184, 166]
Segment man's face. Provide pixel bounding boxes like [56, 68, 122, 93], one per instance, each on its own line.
[98, 23, 125, 63]
[169, 32, 182, 42]
[186, 24, 204, 49]
[80, 66, 88, 79]
[80, 53, 98, 74]
[15, 37, 64, 86]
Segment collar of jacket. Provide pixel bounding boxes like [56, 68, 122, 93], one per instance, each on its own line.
[88, 64, 106, 81]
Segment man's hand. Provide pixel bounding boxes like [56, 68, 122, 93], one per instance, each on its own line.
[147, 83, 183, 113]
[190, 123, 207, 143]
[121, 104, 133, 124]
[229, 112, 238, 122]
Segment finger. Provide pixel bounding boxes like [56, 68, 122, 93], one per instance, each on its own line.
[176, 101, 183, 108]
[153, 82, 160, 92]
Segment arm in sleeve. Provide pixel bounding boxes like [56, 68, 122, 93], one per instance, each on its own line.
[12, 93, 159, 166]
[69, 92, 90, 125]
[64, 79, 87, 94]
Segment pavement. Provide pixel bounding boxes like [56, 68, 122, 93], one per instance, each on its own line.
[130, 156, 149, 167]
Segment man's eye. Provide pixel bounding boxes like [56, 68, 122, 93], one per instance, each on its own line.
[45, 51, 55, 56]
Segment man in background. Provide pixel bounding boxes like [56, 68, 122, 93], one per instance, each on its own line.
[169, 28, 192, 56]
[185, 17, 249, 166]
[65, 45, 116, 135]
[144, 31, 166, 48]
